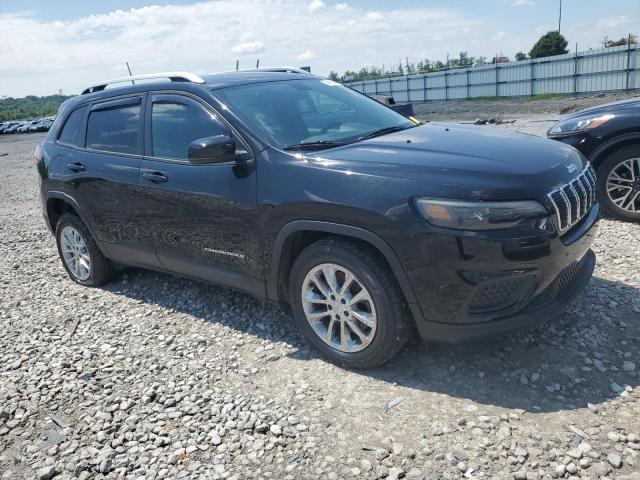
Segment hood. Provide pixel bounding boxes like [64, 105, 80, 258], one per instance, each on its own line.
[305, 123, 585, 201]
[563, 97, 640, 119]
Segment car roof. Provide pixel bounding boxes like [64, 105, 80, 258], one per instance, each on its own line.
[62, 70, 321, 112]
[203, 71, 319, 89]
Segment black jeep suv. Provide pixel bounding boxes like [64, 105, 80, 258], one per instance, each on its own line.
[37, 69, 599, 367]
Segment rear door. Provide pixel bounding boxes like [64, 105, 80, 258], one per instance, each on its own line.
[136, 92, 263, 295]
[51, 94, 159, 268]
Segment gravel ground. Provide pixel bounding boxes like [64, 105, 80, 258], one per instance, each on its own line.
[414, 91, 640, 122]
[1, 109, 639, 480]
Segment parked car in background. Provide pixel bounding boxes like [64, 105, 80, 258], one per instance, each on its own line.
[3, 122, 23, 134]
[548, 97, 640, 221]
[29, 119, 52, 132]
[18, 120, 40, 133]
[37, 70, 598, 367]
[369, 94, 415, 119]
[0, 118, 54, 134]
[0, 122, 22, 134]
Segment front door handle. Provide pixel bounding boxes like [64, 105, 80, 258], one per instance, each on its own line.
[142, 171, 169, 183]
[66, 162, 86, 172]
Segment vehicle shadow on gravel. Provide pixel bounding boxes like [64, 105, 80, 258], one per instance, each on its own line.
[107, 272, 639, 414]
[360, 275, 640, 413]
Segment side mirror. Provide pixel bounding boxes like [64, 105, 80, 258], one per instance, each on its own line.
[187, 135, 237, 164]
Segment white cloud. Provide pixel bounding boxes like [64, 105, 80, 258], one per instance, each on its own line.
[512, 0, 534, 5]
[232, 40, 265, 54]
[308, 0, 326, 12]
[297, 51, 318, 60]
[492, 31, 507, 41]
[597, 15, 634, 29]
[10, 0, 617, 97]
[365, 11, 384, 22]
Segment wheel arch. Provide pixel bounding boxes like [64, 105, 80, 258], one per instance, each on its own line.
[268, 221, 418, 309]
[590, 132, 640, 169]
[45, 191, 96, 239]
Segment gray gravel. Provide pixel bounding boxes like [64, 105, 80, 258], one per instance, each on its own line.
[1, 110, 639, 479]
[413, 91, 640, 122]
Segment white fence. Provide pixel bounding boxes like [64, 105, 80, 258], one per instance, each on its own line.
[345, 44, 639, 102]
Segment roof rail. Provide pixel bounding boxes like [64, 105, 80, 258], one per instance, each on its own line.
[232, 66, 312, 75]
[81, 72, 205, 95]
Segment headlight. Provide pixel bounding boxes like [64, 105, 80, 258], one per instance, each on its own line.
[548, 114, 614, 136]
[415, 198, 548, 230]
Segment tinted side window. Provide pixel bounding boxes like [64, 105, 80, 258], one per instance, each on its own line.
[58, 106, 88, 147]
[86, 103, 141, 154]
[152, 101, 228, 160]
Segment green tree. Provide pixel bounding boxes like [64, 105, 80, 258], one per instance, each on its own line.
[515, 51, 528, 61]
[458, 51, 475, 67]
[328, 70, 340, 81]
[0, 94, 73, 122]
[602, 34, 637, 48]
[529, 31, 569, 59]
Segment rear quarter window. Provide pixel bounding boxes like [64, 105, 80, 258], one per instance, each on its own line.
[86, 101, 141, 155]
[57, 106, 88, 147]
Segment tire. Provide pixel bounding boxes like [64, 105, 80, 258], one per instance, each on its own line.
[596, 145, 640, 222]
[289, 237, 410, 368]
[55, 212, 115, 287]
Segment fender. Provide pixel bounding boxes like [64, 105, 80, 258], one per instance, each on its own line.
[590, 132, 640, 167]
[45, 191, 98, 240]
[268, 220, 419, 307]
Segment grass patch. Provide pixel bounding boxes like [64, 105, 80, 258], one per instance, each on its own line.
[529, 93, 570, 101]
[468, 93, 570, 102]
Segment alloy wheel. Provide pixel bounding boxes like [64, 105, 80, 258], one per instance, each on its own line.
[301, 263, 377, 353]
[606, 157, 640, 213]
[60, 225, 92, 281]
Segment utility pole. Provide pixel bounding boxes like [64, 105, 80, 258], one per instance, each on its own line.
[256, 59, 260, 68]
[558, 0, 562, 34]
[236, 60, 239, 71]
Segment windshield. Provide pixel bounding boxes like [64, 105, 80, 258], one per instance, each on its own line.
[213, 78, 414, 150]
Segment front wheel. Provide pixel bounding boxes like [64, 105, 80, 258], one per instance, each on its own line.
[289, 238, 410, 368]
[597, 145, 640, 222]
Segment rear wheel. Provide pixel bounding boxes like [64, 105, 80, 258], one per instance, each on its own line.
[289, 238, 410, 368]
[55, 213, 115, 286]
[597, 145, 640, 222]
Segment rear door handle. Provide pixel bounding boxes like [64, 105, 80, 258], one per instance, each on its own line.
[66, 162, 86, 172]
[142, 171, 169, 183]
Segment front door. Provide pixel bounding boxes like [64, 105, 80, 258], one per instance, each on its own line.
[137, 93, 263, 296]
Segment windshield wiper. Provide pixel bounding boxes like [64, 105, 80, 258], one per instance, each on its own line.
[356, 124, 415, 142]
[282, 141, 347, 151]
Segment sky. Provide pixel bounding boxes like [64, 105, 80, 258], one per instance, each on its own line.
[0, 0, 638, 97]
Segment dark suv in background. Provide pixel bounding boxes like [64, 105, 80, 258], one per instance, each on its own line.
[37, 69, 599, 367]
[548, 97, 640, 221]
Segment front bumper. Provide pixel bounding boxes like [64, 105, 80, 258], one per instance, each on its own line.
[415, 248, 595, 342]
[402, 203, 599, 342]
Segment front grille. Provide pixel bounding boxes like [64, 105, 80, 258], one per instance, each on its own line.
[548, 163, 597, 234]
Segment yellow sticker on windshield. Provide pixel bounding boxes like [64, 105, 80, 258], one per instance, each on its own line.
[321, 79, 340, 86]
[409, 116, 422, 125]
